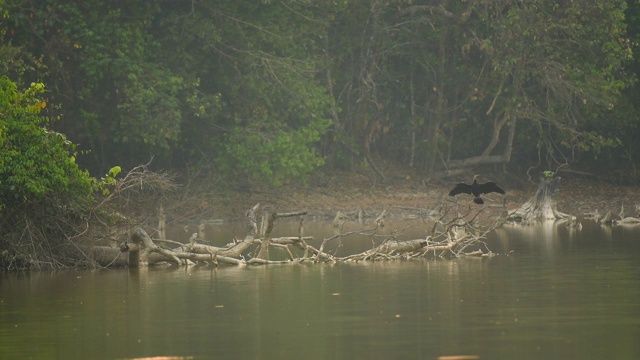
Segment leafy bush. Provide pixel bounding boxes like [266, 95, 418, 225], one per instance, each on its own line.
[0, 76, 97, 269]
[0, 76, 94, 205]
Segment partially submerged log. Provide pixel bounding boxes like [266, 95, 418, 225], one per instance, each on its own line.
[91, 198, 504, 267]
[508, 176, 573, 223]
[617, 217, 640, 224]
[88, 246, 129, 267]
[595, 202, 640, 225]
[89, 203, 260, 267]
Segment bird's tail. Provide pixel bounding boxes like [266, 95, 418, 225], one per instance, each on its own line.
[473, 197, 484, 204]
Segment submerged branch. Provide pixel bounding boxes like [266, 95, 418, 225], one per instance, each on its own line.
[105, 195, 504, 267]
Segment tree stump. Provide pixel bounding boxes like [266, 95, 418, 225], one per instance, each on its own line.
[508, 176, 573, 222]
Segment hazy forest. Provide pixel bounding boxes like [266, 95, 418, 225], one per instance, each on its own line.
[2, 0, 640, 269]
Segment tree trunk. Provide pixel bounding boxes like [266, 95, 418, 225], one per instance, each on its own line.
[508, 176, 573, 222]
[445, 115, 516, 174]
[426, 34, 447, 173]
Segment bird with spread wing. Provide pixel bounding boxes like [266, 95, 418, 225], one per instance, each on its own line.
[449, 174, 505, 205]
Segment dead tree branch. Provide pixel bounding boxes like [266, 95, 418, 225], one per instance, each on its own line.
[99, 198, 503, 268]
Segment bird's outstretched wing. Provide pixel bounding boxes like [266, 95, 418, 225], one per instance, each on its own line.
[478, 182, 505, 195]
[449, 183, 473, 196]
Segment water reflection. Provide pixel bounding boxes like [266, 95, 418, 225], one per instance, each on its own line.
[1, 221, 640, 359]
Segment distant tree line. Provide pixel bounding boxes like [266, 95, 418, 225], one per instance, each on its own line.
[2, 0, 640, 185]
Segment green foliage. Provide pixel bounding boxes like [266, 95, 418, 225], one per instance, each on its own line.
[2, 0, 640, 182]
[2, 0, 336, 181]
[98, 165, 121, 195]
[108, 165, 121, 178]
[0, 76, 93, 204]
[116, 72, 184, 150]
[157, 0, 335, 183]
[2, 0, 187, 172]
[219, 119, 331, 186]
[487, 1, 632, 141]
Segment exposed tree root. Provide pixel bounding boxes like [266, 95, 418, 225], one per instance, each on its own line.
[508, 176, 574, 223]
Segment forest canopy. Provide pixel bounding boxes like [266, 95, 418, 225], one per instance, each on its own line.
[2, 0, 640, 270]
[1, 0, 639, 183]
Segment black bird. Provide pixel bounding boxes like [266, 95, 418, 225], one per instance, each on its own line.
[449, 174, 505, 204]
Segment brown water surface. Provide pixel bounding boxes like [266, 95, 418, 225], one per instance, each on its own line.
[1, 220, 639, 359]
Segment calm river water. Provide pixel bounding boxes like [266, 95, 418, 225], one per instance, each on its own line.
[1, 220, 640, 360]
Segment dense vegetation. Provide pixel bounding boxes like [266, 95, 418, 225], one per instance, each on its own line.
[1, 0, 640, 268]
[3, 0, 639, 180]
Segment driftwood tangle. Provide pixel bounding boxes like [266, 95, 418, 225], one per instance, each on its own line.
[586, 203, 640, 225]
[90, 174, 640, 268]
[89, 198, 505, 268]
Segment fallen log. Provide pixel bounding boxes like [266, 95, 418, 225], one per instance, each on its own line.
[88, 246, 129, 267]
[97, 198, 502, 267]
